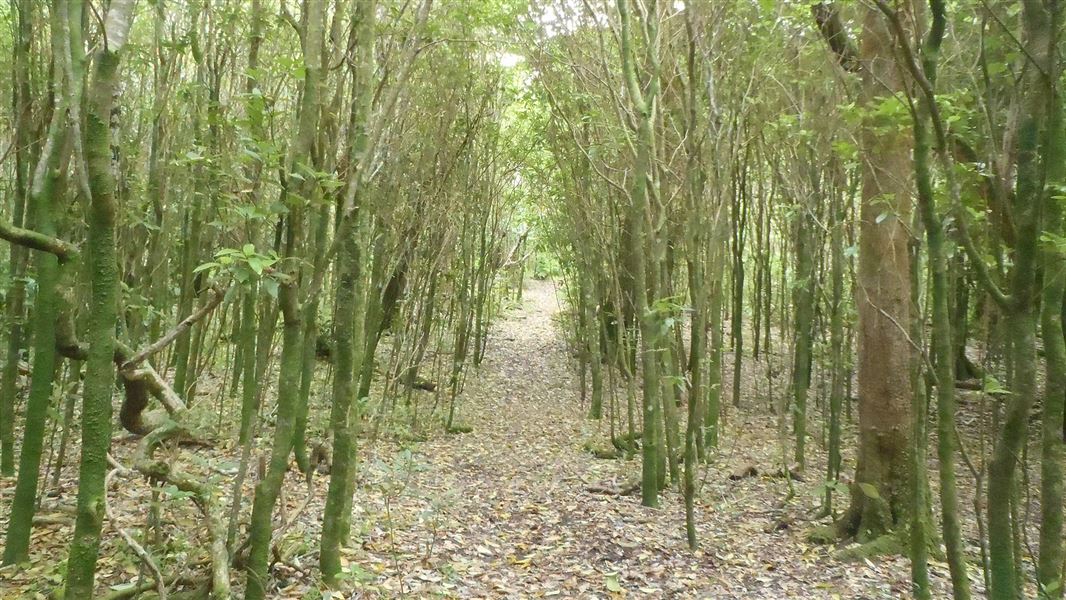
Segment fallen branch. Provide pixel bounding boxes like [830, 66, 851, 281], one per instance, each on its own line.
[586, 481, 641, 496]
[31, 514, 73, 526]
[106, 453, 167, 600]
[135, 424, 230, 600]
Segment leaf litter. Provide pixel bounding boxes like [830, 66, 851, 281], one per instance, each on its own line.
[0, 279, 957, 598]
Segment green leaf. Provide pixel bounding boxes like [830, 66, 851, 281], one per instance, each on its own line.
[858, 483, 881, 500]
[248, 256, 267, 275]
[982, 374, 1011, 395]
[262, 277, 279, 299]
[605, 574, 623, 593]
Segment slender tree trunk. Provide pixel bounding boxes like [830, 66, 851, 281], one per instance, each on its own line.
[791, 194, 815, 469]
[64, 1, 137, 595]
[2, 0, 72, 560]
[987, 5, 1056, 597]
[245, 0, 324, 594]
[244, 283, 303, 600]
[905, 6, 969, 593]
[321, 0, 376, 583]
[1, 0, 35, 477]
[1036, 9, 1065, 597]
[826, 174, 847, 514]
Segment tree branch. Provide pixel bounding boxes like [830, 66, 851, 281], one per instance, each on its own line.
[121, 283, 227, 372]
[0, 220, 77, 262]
[811, 2, 860, 73]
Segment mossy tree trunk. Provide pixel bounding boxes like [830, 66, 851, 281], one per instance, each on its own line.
[616, 0, 664, 508]
[1033, 6, 1065, 598]
[321, 0, 376, 584]
[63, 0, 137, 595]
[244, 0, 324, 595]
[1, 0, 75, 565]
[985, 4, 1057, 597]
[0, 0, 33, 477]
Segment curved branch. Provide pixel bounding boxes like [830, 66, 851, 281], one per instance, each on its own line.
[0, 220, 77, 262]
[135, 424, 230, 600]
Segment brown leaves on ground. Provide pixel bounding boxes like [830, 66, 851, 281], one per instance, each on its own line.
[0, 279, 957, 598]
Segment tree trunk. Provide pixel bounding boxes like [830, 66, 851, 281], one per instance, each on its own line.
[64, 1, 136, 595]
[0, 0, 33, 477]
[321, 0, 376, 584]
[2, 0, 71, 561]
[837, 5, 913, 542]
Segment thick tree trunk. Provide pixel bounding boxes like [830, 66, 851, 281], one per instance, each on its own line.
[837, 6, 913, 541]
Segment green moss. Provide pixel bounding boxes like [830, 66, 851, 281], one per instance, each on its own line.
[834, 534, 903, 562]
[806, 524, 840, 546]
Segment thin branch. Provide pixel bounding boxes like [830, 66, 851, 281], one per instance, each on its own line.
[121, 284, 228, 372]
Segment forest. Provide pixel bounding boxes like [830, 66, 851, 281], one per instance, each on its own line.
[0, 0, 1063, 598]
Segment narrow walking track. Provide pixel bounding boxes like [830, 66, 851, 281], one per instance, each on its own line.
[340, 279, 946, 599]
[0, 279, 950, 598]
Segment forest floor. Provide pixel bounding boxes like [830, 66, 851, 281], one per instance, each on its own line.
[1, 278, 969, 599]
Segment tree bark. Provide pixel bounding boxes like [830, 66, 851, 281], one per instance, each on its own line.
[837, 5, 914, 542]
[64, 1, 137, 595]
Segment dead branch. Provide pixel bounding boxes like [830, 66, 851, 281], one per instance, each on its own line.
[122, 283, 228, 372]
[135, 424, 231, 600]
[106, 454, 167, 599]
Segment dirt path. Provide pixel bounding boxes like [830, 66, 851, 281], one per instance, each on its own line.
[341, 279, 952, 599]
[0, 281, 965, 599]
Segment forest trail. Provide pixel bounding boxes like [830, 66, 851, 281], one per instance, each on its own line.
[341, 279, 945, 599]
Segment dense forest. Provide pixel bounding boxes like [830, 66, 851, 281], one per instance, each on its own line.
[0, 0, 1063, 598]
